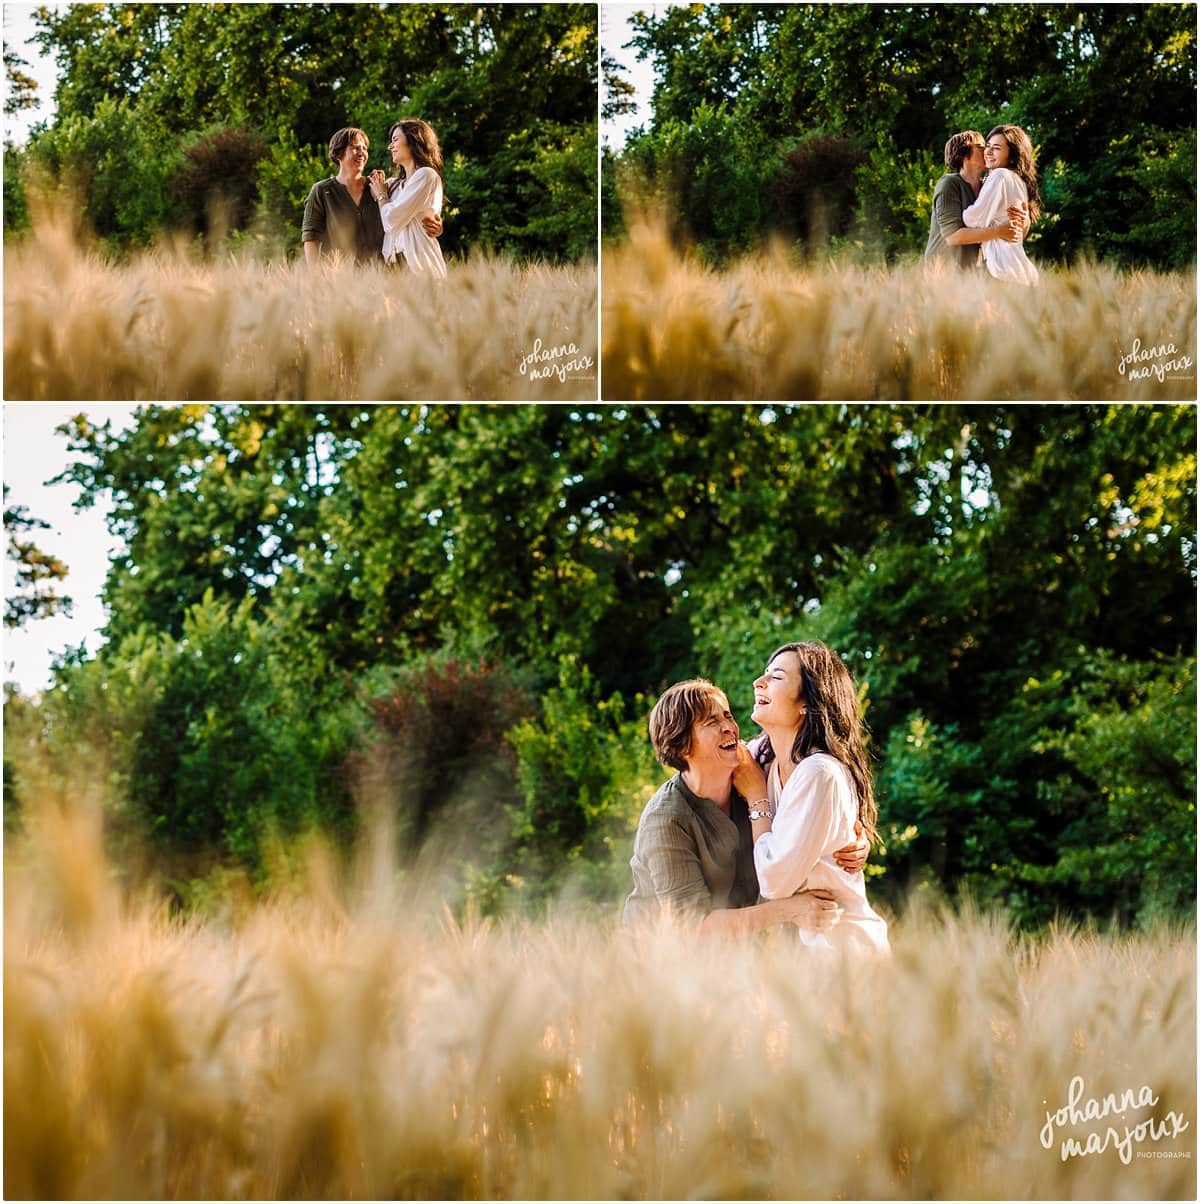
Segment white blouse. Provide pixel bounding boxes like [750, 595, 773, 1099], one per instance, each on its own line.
[961, 167, 1039, 286]
[754, 753, 889, 954]
[378, 166, 447, 278]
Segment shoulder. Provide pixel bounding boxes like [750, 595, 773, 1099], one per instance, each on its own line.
[640, 776, 692, 823]
[795, 752, 853, 791]
[305, 177, 337, 202]
[406, 166, 440, 189]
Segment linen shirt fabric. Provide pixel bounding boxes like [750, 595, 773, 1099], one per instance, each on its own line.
[923, 172, 982, 269]
[301, 177, 384, 263]
[623, 774, 759, 926]
[962, 167, 1039, 285]
[754, 752, 889, 955]
[378, 166, 447, 278]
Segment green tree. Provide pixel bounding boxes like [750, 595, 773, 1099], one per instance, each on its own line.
[23, 4, 597, 259]
[48, 404, 1197, 923]
[4, 489, 72, 628]
[617, 4, 1196, 267]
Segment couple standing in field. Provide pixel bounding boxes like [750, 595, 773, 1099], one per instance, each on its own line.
[925, 123, 1041, 286]
[625, 640, 889, 954]
[300, 121, 448, 278]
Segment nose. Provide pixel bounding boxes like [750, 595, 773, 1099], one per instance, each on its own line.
[753, 674, 766, 691]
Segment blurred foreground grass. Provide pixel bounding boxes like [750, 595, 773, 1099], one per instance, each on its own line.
[3, 212, 596, 402]
[5, 764, 1195, 1200]
[602, 222, 1197, 401]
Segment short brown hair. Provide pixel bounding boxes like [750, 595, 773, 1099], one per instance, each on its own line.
[944, 129, 983, 172]
[329, 127, 368, 165]
[648, 679, 718, 771]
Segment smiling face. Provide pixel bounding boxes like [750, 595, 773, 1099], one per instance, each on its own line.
[964, 143, 987, 174]
[388, 127, 410, 168]
[752, 650, 805, 732]
[684, 690, 741, 774]
[331, 130, 370, 177]
[984, 133, 1011, 171]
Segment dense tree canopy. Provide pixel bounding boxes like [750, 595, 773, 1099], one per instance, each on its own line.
[607, 4, 1196, 267]
[6, 4, 596, 261]
[23, 404, 1194, 927]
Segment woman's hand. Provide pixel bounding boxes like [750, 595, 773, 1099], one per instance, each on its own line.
[732, 740, 769, 804]
[368, 170, 389, 203]
[832, 819, 870, 874]
[1004, 200, 1029, 241]
[774, 889, 842, 933]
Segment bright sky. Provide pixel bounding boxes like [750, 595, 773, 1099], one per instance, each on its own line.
[3, 3, 61, 145]
[2, 406, 138, 696]
[602, 3, 668, 149]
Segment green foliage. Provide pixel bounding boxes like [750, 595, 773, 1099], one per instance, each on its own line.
[34, 403, 1198, 925]
[255, 127, 331, 245]
[167, 125, 268, 238]
[355, 652, 535, 852]
[1017, 653, 1196, 926]
[17, 3, 596, 260]
[4, 488, 72, 628]
[506, 658, 665, 907]
[28, 96, 181, 247]
[3, 140, 31, 235]
[615, 3, 1195, 267]
[45, 590, 357, 870]
[621, 101, 778, 262]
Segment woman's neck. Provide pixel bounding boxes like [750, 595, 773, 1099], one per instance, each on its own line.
[762, 725, 800, 786]
[681, 765, 734, 812]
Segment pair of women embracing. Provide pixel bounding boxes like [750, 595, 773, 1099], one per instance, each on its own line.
[625, 640, 889, 954]
[301, 119, 447, 277]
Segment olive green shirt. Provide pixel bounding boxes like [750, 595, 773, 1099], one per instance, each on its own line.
[301, 177, 385, 263]
[623, 775, 760, 925]
[924, 172, 982, 269]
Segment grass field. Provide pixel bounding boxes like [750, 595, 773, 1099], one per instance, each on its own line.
[5, 762, 1195, 1201]
[602, 223, 1197, 401]
[3, 217, 596, 402]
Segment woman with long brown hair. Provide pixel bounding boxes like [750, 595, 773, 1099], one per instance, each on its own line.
[367, 118, 447, 278]
[961, 123, 1041, 285]
[732, 640, 889, 954]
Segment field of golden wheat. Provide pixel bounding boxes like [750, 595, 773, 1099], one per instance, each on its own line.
[5, 749, 1195, 1202]
[602, 224, 1197, 401]
[3, 218, 596, 402]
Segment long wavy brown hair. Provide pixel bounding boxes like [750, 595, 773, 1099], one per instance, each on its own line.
[987, 123, 1041, 223]
[754, 640, 879, 844]
[387, 118, 444, 190]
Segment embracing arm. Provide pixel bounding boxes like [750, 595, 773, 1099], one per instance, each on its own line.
[378, 168, 441, 233]
[946, 224, 1016, 246]
[701, 891, 840, 937]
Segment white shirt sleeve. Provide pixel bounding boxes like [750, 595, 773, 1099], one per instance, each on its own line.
[754, 758, 845, 899]
[378, 167, 440, 233]
[962, 168, 1019, 229]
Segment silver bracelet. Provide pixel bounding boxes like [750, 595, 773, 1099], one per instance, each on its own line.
[747, 800, 774, 822]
